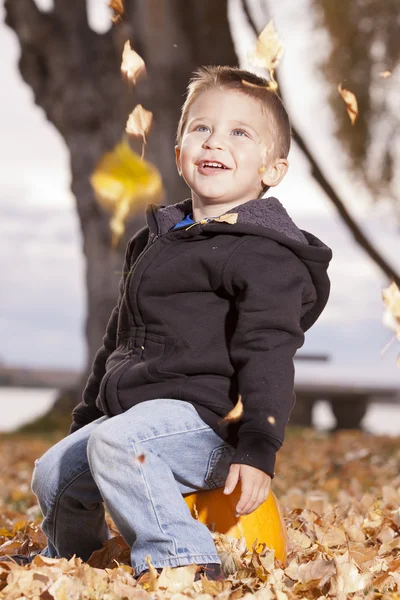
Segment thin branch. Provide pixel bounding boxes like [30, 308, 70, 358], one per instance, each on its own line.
[5, 0, 49, 44]
[291, 127, 400, 286]
[241, 0, 400, 287]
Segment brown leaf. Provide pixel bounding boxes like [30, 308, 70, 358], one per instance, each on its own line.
[315, 523, 347, 548]
[87, 534, 130, 569]
[121, 41, 146, 84]
[297, 557, 335, 586]
[109, 0, 124, 23]
[338, 83, 359, 125]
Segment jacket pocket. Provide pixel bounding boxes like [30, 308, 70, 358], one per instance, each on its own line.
[204, 444, 236, 489]
[145, 332, 179, 380]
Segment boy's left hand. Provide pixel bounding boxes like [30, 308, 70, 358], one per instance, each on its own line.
[223, 463, 271, 516]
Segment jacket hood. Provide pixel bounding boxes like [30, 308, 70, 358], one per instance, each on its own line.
[147, 196, 333, 331]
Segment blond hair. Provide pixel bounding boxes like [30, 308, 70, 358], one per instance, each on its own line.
[176, 65, 291, 159]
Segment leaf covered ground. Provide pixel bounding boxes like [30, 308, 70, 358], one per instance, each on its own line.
[0, 428, 399, 599]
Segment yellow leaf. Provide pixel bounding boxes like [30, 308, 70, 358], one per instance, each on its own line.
[90, 138, 163, 247]
[121, 40, 146, 84]
[382, 282, 400, 342]
[219, 394, 243, 423]
[379, 71, 392, 78]
[248, 20, 284, 91]
[126, 104, 153, 143]
[338, 83, 359, 125]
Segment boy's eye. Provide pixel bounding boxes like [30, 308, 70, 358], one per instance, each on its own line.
[232, 129, 248, 137]
[194, 125, 210, 132]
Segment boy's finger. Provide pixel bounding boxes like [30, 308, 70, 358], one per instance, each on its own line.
[235, 483, 259, 515]
[237, 487, 266, 516]
[223, 464, 240, 494]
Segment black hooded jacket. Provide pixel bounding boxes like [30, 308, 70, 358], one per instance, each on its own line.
[70, 196, 332, 477]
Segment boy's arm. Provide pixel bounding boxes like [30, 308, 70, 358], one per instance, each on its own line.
[69, 227, 149, 434]
[222, 237, 317, 478]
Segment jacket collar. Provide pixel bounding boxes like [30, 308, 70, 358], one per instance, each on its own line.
[148, 196, 308, 244]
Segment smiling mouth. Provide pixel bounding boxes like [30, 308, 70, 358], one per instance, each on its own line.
[197, 160, 230, 171]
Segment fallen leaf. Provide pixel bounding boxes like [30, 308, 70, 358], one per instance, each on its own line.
[379, 71, 392, 78]
[315, 524, 347, 548]
[157, 564, 197, 592]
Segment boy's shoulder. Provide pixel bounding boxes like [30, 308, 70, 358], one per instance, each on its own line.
[227, 196, 307, 245]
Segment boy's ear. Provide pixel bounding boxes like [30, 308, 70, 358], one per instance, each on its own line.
[175, 145, 182, 176]
[261, 158, 289, 188]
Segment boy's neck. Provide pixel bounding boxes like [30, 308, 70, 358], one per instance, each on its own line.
[191, 197, 251, 222]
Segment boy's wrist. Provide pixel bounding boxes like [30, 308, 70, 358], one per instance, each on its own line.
[229, 431, 279, 479]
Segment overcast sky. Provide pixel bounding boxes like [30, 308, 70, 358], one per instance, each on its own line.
[1, 0, 399, 386]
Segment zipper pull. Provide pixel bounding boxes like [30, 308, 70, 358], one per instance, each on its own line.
[185, 218, 212, 231]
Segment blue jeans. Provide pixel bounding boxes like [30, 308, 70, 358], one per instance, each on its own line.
[31, 398, 236, 576]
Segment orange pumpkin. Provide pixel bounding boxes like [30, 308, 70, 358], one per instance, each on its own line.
[183, 485, 287, 565]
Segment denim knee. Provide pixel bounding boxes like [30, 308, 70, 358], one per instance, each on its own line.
[31, 454, 49, 499]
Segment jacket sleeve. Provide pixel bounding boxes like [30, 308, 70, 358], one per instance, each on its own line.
[69, 230, 144, 434]
[222, 238, 313, 478]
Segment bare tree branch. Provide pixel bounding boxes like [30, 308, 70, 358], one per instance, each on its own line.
[241, 0, 400, 287]
[291, 127, 400, 286]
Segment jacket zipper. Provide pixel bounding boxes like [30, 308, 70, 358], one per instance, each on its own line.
[101, 229, 160, 407]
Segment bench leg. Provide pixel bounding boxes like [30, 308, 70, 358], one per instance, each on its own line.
[329, 397, 369, 429]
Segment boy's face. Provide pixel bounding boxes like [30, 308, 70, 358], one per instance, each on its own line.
[175, 87, 288, 208]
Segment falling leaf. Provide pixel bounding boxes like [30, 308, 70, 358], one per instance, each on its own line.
[126, 104, 153, 144]
[109, 0, 124, 24]
[219, 394, 243, 423]
[90, 138, 163, 247]
[121, 41, 146, 84]
[338, 83, 359, 125]
[379, 71, 392, 78]
[382, 282, 400, 340]
[248, 20, 284, 92]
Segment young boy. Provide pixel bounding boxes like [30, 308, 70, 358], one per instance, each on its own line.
[8, 66, 332, 580]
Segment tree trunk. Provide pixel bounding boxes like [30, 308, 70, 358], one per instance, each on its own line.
[5, 0, 238, 416]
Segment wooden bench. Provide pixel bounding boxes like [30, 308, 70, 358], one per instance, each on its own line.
[292, 354, 399, 428]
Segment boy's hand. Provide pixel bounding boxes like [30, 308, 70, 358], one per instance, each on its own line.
[223, 463, 271, 516]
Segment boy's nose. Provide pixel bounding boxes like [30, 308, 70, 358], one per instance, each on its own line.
[203, 133, 225, 150]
